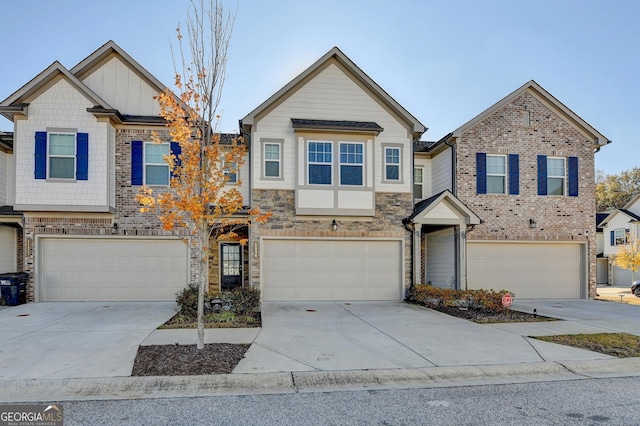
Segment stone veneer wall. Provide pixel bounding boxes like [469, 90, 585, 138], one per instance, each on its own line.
[250, 189, 414, 296]
[455, 91, 597, 298]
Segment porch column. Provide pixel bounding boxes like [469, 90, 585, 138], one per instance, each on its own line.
[414, 226, 422, 286]
[459, 227, 467, 290]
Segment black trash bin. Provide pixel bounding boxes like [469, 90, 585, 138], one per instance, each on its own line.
[0, 272, 29, 306]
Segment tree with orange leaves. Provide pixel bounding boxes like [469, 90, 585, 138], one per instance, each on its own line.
[137, 0, 270, 349]
[613, 233, 640, 284]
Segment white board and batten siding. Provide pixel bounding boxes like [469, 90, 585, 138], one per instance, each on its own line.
[467, 242, 583, 299]
[80, 56, 161, 117]
[425, 228, 456, 288]
[39, 237, 189, 302]
[262, 239, 403, 301]
[252, 62, 412, 193]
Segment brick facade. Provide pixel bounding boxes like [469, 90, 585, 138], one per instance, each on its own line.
[250, 189, 413, 293]
[455, 92, 597, 297]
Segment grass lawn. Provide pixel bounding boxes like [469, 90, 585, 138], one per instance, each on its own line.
[533, 333, 640, 358]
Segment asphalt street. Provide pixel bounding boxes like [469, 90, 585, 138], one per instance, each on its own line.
[36, 376, 640, 426]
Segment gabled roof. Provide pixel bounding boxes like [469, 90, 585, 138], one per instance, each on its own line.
[450, 80, 611, 147]
[599, 208, 640, 227]
[0, 61, 111, 121]
[71, 40, 170, 96]
[409, 190, 482, 225]
[622, 194, 640, 211]
[241, 47, 426, 139]
[596, 212, 610, 232]
[0, 131, 12, 152]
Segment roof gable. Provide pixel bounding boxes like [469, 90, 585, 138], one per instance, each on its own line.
[410, 190, 482, 225]
[241, 47, 426, 139]
[451, 80, 610, 146]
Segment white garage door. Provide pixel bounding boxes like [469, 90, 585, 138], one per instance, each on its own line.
[262, 239, 402, 301]
[467, 242, 582, 299]
[612, 265, 634, 286]
[40, 238, 189, 302]
[0, 226, 16, 273]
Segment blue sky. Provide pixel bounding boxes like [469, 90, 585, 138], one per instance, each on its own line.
[1, 0, 637, 174]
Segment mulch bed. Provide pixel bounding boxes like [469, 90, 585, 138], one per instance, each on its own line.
[160, 311, 262, 329]
[430, 306, 557, 323]
[132, 343, 250, 376]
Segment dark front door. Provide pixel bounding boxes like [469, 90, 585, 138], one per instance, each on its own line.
[221, 243, 242, 291]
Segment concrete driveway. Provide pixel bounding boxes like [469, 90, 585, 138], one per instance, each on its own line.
[233, 301, 613, 374]
[0, 302, 176, 380]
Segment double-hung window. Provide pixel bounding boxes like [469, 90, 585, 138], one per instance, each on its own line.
[614, 229, 629, 246]
[547, 157, 565, 196]
[486, 155, 506, 194]
[339, 142, 363, 186]
[264, 143, 281, 178]
[144, 142, 170, 185]
[308, 141, 332, 185]
[48, 133, 76, 179]
[385, 147, 400, 181]
[223, 161, 238, 184]
[414, 168, 424, 199]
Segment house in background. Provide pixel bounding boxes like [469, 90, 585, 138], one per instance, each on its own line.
[599, 195, 640, 285]
[0, 41, 611, 302]
[596, 212, 611, 285]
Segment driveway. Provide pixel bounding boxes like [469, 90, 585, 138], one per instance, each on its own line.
[233, 301, 613, 374]
[0, 302, 176, 380]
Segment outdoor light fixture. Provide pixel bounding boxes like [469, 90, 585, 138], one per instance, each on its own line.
[529, 218, 536, 228]
[111, 222, 118, 235]
[332, 219, 338, 231]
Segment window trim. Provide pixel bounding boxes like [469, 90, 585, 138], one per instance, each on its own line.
[144, 141, 171, 186]
[307, 140, 333, 186]
[547, 156, 566, 196]
[338, 141, 364, 186]
[383, 145, 403, 183]
[223, 161, 239, 184]
[614, 228, 629, 246]
[47, 131, 77, 180]
[414, 167, 424, 200]
[486, 154, 507, 194]
[261, 139, 283, 180]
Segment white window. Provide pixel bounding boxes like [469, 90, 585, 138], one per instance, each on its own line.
[49, 133, 75, 179]
[414, 168, 423, 199]
[223, 161, 238, 184]
[264, 143, 281, 178]
[339, 142, 364, 186]
[547, 157, 565, 195]
[144, 142, 170, 185]
[308, 141, 332, 185]
[486, 155, 506, 194]
[614, 229, 629, 246]
[384, 147, 401, 181]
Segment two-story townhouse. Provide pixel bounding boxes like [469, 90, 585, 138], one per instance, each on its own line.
[409, 81, 610, 299]
[240, 47, 426, 301]
[600, 194, 640, 285]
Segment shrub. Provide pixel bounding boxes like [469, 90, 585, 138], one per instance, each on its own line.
[176, 286, 200, 317]
[230, 286, 261, 316]
[407, 284, 511, 312]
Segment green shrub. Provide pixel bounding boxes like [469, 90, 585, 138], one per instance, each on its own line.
[176, 286, 200, 317]
[230, 286, 261, 316]
[407, 284, 511, 312]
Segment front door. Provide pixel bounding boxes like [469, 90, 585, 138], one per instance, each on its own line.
[220, 243, 242, 291]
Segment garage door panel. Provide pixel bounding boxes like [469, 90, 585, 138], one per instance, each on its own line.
[263, 239, 402, 301]
[41, 238, 188, 302]
[467, 242, 581, 299]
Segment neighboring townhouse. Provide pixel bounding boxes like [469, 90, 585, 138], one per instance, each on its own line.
[0, 42, 611, 302]
[595, 212, 610, 285]
[410, 81, 610, 299]
[599, 195, 640, 285]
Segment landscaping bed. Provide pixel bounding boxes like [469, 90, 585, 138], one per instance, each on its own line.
[430, 305, 556, 323]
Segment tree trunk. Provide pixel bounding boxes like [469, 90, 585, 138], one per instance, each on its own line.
[197, 232, 207, 350]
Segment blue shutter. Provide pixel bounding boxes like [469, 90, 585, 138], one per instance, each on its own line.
[537, 155, 547, 195]
[568, 156, 578, 197]
[34, 132, 47, 179]
[131, 141, 143, 185]
[170, 141, 181, 179]
[476, 152, 487, 194]
[610, 230, 615, 246]
[76, 133, 89, 180]
[508, 154, 519, 195]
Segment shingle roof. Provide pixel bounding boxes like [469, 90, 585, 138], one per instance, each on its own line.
[413, 140, 437, 152]
[0, 131, 12, 151]
[596, 212, 609, 232]
[620, 209, 640, 222]
[290, 118, 383, 133]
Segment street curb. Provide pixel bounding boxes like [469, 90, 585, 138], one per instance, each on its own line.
[2, 359, 639, 402]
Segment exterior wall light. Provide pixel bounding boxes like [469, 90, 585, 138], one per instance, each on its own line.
[112, 223, 119, 235]
[332, 219, 338, 231]
[529, 218, 536, 228]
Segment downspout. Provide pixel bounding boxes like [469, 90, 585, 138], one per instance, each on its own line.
[443, 135, 456, 196]
[239, 120, 253, 289]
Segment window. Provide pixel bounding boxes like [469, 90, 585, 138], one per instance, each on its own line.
[339, 142, 363, 186]
[223, 161, 238, 184]
[144, 142, 170, 185]
[264, 143, 281, 178]
[486, 155, 506, 194]
[614, 229, 629, 246]
[308, 141, 332, 185]
[48, 133, 76, 179]
[384, 147, 400, 181]
[547, 157, 565, 196]
[414, 168, 423, 199]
